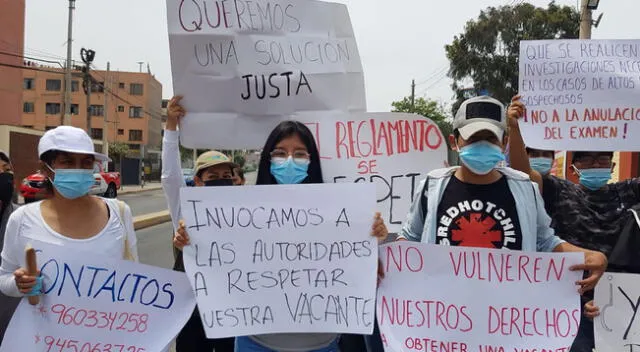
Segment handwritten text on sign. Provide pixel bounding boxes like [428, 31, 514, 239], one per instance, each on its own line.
[0, 240, 196, 352]
[518, 39, 640, 151]
[179, 183, 378, 338]
[301, 112, 447, 233]
[167, 0, 366, 149]
[595, 272, 640, 352]
[377, 243, 582, 352]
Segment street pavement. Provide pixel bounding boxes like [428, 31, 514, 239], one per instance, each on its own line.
[118, 189, 169, 216]
[136, 222, 175, 269]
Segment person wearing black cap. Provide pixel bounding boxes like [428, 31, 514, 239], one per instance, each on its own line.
[0, 150, 18, 344]
[507, 95, 635, 352]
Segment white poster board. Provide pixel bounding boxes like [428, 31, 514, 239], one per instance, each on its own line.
[179, 183, 378, 338]
[518, 39, 640, 151]
[167, 0, 366, 149]
[595, 272, 640, 351]
[377, 242, 583, 352]
[301, 112, 448, 233]
[0, 240, 196, 352]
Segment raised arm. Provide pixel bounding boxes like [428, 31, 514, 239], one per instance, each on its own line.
[161, 96, 187, 232]
[507, 96, 543, 192]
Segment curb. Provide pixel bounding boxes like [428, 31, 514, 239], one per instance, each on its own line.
[118, 185, 163, 196]
[133, 210, 171, 230]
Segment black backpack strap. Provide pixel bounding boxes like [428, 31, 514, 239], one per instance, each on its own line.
[419, 177, 430, 222]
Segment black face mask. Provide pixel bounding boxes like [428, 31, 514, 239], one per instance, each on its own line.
[0, 172, 14, 203]
[204, 179, 234, 187]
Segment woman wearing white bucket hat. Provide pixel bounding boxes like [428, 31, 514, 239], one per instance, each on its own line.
[0, 126, 138, 297]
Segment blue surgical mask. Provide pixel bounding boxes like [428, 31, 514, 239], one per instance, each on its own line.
[576, 167, 611, 191]
[530, 157, 553, 175]
[48, 167, 95, 199]
[458, 140, 505, 175]
[270, 156, 309, 184]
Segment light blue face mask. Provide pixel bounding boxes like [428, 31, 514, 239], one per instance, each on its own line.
[530, 157, 553, 175]
[48, 166, 95, 199]
[458, 140, 506, 175]
[270, 156, 309, 184]
[576, 167, 611, 191]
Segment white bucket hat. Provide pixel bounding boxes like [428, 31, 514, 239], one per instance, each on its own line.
[38, 126, 110, 161]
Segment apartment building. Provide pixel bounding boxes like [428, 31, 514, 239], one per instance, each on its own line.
[20, 66, 163, 156]
[0, 0, 25, 126]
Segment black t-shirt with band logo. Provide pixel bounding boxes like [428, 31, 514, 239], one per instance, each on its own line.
[435, 176, 523, 250]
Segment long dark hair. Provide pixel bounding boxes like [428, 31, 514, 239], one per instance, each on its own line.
[256, 121, 323, 185]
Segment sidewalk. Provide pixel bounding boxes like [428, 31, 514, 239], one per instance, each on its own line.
[118, 181, 162, 195]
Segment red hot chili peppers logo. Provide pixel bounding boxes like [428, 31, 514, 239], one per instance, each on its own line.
[437, 200, 522, 250]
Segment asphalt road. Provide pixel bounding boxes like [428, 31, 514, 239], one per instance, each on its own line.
[118, 189, 169, 216]
[136, 221, 175, 269]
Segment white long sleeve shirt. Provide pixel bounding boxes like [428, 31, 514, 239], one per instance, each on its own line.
[161, 130, 185, 232]
[0, 198, 138, 297]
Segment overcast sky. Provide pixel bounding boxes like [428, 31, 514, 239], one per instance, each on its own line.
[23, 0, 639, 113]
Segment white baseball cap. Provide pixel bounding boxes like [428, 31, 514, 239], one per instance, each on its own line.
[453, 96, 507, 140]
[38, 126, 110, 161]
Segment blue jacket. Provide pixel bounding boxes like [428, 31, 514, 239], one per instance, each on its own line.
[399, 167, 564, 252]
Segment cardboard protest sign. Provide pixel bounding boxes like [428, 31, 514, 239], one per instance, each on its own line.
[377, 242, 583, 352]
[179, 183, 377, 338]
[595, 272, 640, 351]
[299, 112, 447, 233]
[518, 39, 640, 151]
[166, 0, 366, 149]
[0, 240, 196, 352]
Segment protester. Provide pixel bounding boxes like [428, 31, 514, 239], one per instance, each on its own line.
[0, 126, 138, 298]
[0, 150, 19, 343]
[507, 95, 637, 352]
[162, 96, 238, 352]
[527, 147, 555, 175]
[397, 95, 607, 296]
[173, 119, 388, 352]
[233, 167, 246, 185]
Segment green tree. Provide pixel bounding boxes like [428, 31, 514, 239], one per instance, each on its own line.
[391, 96, 453, 138]
[108, 142, 130, 172]
[445, 2, 579, 113]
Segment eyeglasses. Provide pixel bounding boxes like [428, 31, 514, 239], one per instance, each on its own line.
[575, 155, 612, 168]
[270, 149, 310, 165]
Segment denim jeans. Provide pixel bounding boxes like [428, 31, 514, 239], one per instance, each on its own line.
[235, 337, 339, 352]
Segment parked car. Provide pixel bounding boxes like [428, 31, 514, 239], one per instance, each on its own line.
[182, 168, 195, 187]
[20, 163, 121, 203]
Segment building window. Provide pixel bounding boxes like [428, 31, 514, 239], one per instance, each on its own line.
[119, 82, 125, 89]
[71, 80, 79, 92]
[161, 100, 169, 108]
[71, 104, 79, 115]
[129, 106, 143, 118]
[90, 81, 104, 93]
[46, 79, 62, 91]
[23, 102, 35, 113]
[90, 128, 103, 139]
[128, 143, 141, 150]
[117, 129, 124, 135]
[129, 129, 143, 141]
[45, 103, 61, 115]
[89, 105, 104, 116]
[117, 105, 125, 112]
[23, 78, 35, 90]
[129, 83, 144, 96]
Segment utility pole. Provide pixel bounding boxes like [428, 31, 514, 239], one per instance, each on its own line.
[410, 79, 416, 113]
[81, 48, 95, 135]
[103, 62, 110, 163]
[579, 0, 592, 39]
[63, 0, 75, 126]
